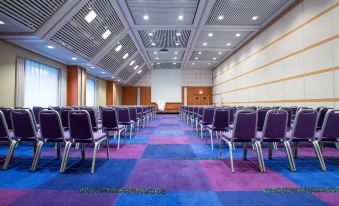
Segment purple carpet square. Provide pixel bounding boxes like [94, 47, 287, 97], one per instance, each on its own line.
[313, 192, 339, 206]
[0, 189, 30, 206]
[126, 159, 212, 191]
[149, 136, 190, 144]
[200, 160, 298, 191]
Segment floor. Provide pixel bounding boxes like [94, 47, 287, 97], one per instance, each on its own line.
[0, 114, 339, 206]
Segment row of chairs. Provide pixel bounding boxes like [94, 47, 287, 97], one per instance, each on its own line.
[180, 105, 339, 173]
[0, 105, 155, 173]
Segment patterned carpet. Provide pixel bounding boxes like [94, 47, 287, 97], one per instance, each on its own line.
[0, 114, 339, 206]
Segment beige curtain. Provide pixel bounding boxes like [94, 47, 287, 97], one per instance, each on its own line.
[15, 56, 25, 107]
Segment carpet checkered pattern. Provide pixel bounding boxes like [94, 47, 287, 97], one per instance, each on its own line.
[0, 114, 338, 206]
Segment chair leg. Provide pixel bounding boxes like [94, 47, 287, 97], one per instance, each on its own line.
[232, 142, 235, 151]
[117, 130, 121, 150]
[335, 142, 339, 150]
[3, 140, 18, 170]
[91, 142, 99, 173]
[60, 142, 72, 172]
[255, 141, 265, 172]
[227, 141, 234, 172]
[200, 125, 203, 139]
[106, 138, 109, 159]
[284, 141, 296, 172]
[273, 142, 278, 150]
[293, 142, 298, 158]
[75, 143, 80, 150]
[31, 141, 44, 171]
[313, 141, 327, 171]
[268, 143, 273, 160]
[56, 142, 61, 159]
[209, 129, 214, 150]
[243, 142, 247, 160]
[129, 125, 133, 139]
[219, 139, 223, 159]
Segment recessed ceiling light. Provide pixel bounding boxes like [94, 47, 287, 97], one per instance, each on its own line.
[226, 43, 231, 46]
[213, 57, 217, 60]
[174, 57, 177, 60]
[252, 16, 258, 20]
[143, 15, 149, 20]
[90, 66, 95, 69]
[218, 52, 222, 55]
[151, 42, 156, 46]
[217, 15, 224, 20]
[208, 33, 213, 37]
[178, 15, 183, 20]
[157, 62, 160, 65]
[85, 10, 97, 23]
[192, 62, 195, 65]
[123, 53, 129, 59]
[115, 44, 122, 52]
[46, 45, 54, 49]
[71, 57, 77, 60]
[203, 42, 207, 46]
[175, 42, 180, 46]
[176, 32, 181, 36]
[195, 57, 198, 60]
[101, 71, 106, 74]
[208, 62, 211, 65]
[138, 70, 142, 74]
[173, 62, 177, 65]
[148, 32, 153, 36]
[0, 20, 4, 25]
[118, 79, 121, 82]
[235, 33, 241, 37]
[133, 65, 139, 70]
[198, 51, 202, 54]
[111, 77, 114, 79]
[129, 60, 135, 66]
[174, 51, 178, 54]
[154, 51, 158, 55]
[155, 57, 159, 60]
[102, 29, 111, 39]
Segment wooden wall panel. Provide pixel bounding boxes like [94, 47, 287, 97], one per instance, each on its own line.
[140, 86, 151, 105]
[187, 86, 213, 105]
[106, 81, 113, 105]
[67, 66, 78, 106]
[122, 87, 137, 105]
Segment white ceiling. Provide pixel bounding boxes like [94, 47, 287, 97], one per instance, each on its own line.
[0, 0, 295, 85]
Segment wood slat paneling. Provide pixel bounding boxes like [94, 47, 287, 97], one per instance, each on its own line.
[106, 81, 113, 105]
[122, 86, 137, 105]
[140, 86, 151, 105]
[67, 66, 78, 106]
[186, 86, 212, 105]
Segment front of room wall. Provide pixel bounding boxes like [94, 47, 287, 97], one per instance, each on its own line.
[213, 0, 339, 108]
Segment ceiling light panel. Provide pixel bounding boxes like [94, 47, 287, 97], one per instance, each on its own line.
[139, 30, 191, 48]
[128, 66, 150, 85]
[206, 0, 290, 25]
[152, 62, 181, 70]
[190, 51, 230, 61]
[126, 0, 199, 25]
[51, 0, 125, 60]
[117, 54, 145, 81]
[97, 34, 138, 74]
[0, 0, 66, 32]
[147, 51, 184, 61]
[195, 30, 253, 48]
[186, 61, 216, 70]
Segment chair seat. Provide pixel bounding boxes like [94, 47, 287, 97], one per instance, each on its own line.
[207, 124, 229, 132]
[120, 120, 135, 126]
[103, 124, 125, 132]
[73, 132, 106, 143]
[221, 131, 253, 142]
[256, 131, 283, 142]
[43, 132, 70, 142]
[286, 131, 312, 142]
[199, 121, 212, 126]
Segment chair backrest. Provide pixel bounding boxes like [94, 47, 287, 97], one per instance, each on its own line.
[290, 106, 298, 117]
[212, 109, 229, 130]
[319, 109, 339, 140]
[257, 108, 270, 131]
[50, 106, 61, 114]
[0, 111, 10, 140]
[32, 106, 43, 123]
[102, 108, 119, 129]
[232, 110, 257, 141]
[228, 107, 236, 124]
[118, 107, 131, 123]
[129, 107, 137, 121]
[202, 108, 215, 123]
[198, 107, 204, 117]
[71, 106, 80, 110]
[11, 109, 37, 140]
[0, 107, 13, 130]
[317, 107, 329, 129]
[60, 107, 74, 129]
[292, 109, 317, 139]
[280, 107, 292, 128]
[262, 109, 288, 140]
[39, 110, 64, 140]
[84, 108, 98, 130]
[68, 110, 93, 141]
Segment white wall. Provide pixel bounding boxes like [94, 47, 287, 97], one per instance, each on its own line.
[213, 0, 339, 108]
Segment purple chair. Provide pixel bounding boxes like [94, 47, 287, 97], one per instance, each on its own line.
[287, 109, 325, 171]
[84, 108, 99, 131]
[257, 108, 270, 131]
[4, 109, 43, 171]
[199, 108, 215, 138]
[0, 111, 16, 170]
[32, 106, 43, 124]
[50, 106, 61, 114]
[220, 110, 259, 172]
[0, 108, 13, 130]
[195, 107, 204, 131]
[136, 106, 146, 128]
[118, 107, 135, 139]
[129, 107, 140, 133]
[256, 110, 295, 172]
[279, 107, 292, 129]
[102, 108, 126, 150]
[60, 107, 74, 130]
[317, 107, 329, 130]
[38, 110, 70, 170]
[207, 109, 229, 150]
[61, 110, 109, 173]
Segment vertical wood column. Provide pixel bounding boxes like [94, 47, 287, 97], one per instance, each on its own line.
[106, 81, 113, 105]
[67, 66, 87, 106]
